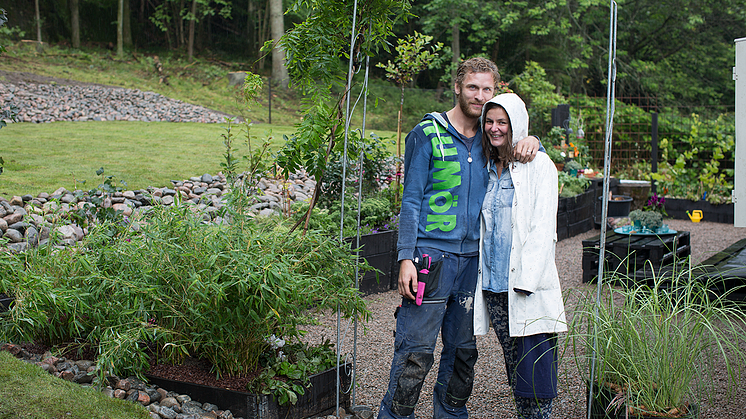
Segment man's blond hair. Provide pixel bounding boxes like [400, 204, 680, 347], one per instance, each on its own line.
[455, 57, 500, 88]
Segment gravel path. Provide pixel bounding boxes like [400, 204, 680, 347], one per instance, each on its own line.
[302, 219, 746, 418]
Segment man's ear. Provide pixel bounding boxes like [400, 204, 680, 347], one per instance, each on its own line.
[454, 82, 461, 96]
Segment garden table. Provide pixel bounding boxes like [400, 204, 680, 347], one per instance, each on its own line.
[581, 230, 691, 284]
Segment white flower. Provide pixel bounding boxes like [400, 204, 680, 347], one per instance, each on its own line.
[560, 151, 567, 158]
[266, 334, 286, 349]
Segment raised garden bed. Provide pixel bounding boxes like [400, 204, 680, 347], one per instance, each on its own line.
[347, 230, 398, 295]
[146, 363, 352, 419]
[0, 293, 13, 312]
[664, 198, 734, 224]
[693, 238, 746, 300]
[558, 178, 619, 241]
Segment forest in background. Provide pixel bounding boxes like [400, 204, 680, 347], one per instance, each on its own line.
[2, 0, 745, 110]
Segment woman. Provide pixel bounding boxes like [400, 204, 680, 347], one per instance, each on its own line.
[473, 93, 567, 419]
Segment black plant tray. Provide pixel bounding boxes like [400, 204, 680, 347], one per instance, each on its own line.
[0, 293, 14, 312]
[145, 362, 351, 419]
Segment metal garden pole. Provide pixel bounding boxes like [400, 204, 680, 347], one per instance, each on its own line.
[339, 0, 359, 416]
[588, 2, 618, 419]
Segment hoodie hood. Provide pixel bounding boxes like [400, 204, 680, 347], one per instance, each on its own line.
[480, 93, 529, 147]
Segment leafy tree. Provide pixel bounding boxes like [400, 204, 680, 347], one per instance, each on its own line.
[417, 0, 476, 82]
[116, 0, 123, 57]
[149, 0, 231, 54]
[70, 0, 80, 48]
[278, 0, 412, 232]
[377, 31, 441, 202]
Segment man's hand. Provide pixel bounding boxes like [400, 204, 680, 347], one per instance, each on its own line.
[514, 136, 541, 163]
[398, 259, 418, 301]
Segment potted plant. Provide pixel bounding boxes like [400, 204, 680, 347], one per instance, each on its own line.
[628, 209, 663, 232]
[600, 193, 633, 217]
[568, 264, 746, 418]
[565, 159, 583, 177]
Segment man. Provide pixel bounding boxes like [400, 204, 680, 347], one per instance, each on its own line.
[377, 57, 541, 419]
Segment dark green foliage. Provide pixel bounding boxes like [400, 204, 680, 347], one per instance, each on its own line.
[294, 193, 399, 238]
[558, 171, 590, 198]
[629, 209, 663, 230]
[0, 204, 370, 394]
[317, 133, 397, 206]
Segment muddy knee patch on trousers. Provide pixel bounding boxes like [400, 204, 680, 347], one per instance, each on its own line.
[445, 347, 478, 408]
[392, 352, 434, 416]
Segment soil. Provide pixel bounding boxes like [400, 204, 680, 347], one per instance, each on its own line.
[19, 341, 259, 393]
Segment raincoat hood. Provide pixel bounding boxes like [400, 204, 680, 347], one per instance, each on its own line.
[481, 93, 529, 147]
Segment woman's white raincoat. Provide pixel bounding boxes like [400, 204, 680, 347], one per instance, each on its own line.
[473, 93, 568, 337]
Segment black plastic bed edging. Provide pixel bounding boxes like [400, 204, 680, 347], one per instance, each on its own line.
[145, 363, 351, 419]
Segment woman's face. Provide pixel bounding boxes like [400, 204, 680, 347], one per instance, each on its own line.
[484, 106, 511, 148]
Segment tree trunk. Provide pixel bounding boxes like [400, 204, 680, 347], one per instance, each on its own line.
[257, 0, 269, 71]
[269, 0, 288, 88]
[35, 0, 42, 43]
[394, 85, 404, 204]
[247, 0, 256, 53]
[70, 0, 80, 48]
[179, 0, 186, 49]
[451, 21, 460, 84]
[187, 0, 197, 62]
[124, 0, 132, 47]
[117, 0, 124, 57]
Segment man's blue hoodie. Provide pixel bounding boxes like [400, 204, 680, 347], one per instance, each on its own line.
[397, 112, 489, 261]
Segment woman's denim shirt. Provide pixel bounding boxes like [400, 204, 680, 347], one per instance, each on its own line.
[481, 161, 514, 293]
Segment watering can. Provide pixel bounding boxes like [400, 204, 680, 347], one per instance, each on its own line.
[686, 210, 703, 223]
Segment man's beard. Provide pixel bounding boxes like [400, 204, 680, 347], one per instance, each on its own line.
[457, 93, 483, 119]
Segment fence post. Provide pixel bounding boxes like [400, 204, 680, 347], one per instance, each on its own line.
[650, 112, 658, 194]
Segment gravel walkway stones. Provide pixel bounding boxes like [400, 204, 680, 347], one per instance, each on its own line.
[301, 219, 746, 419]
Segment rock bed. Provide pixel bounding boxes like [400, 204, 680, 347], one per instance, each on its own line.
[1, 343, 368, 419]
[0, 81, 233, 123]
[0, 172, 316, 253]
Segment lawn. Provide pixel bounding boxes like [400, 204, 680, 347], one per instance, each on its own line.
[0, 120, 296, 198]
[0, 351, 151, 419]
[0, 120, 398, 199]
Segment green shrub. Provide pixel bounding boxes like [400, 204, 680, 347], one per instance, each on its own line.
[294, 192, 399, 238]
[558, 171, 590, 197]
[629, 209, 663, 230]
[568, 263, 746, 416]
[0, 204, 370, 396]
[651, 113, 734, 204]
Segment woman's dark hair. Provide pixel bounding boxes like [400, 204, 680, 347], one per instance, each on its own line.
[481, 102, 515, 168]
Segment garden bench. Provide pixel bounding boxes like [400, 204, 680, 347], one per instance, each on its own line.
[692, 238, 746, 300]
[581, 230, 691, 284]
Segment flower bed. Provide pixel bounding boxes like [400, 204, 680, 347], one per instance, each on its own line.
[663, 198, 734, 224]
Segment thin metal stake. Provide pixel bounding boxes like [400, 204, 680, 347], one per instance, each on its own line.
[588, 2, 618, 419]
[338, 0, 359, 416]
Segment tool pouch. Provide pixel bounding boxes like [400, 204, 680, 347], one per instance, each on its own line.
[416, 258, 443, 299]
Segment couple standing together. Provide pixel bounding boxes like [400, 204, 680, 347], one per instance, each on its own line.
[377, 57, 567, 419]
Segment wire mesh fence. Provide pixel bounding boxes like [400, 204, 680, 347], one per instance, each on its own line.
[545, 96, 736, 178]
